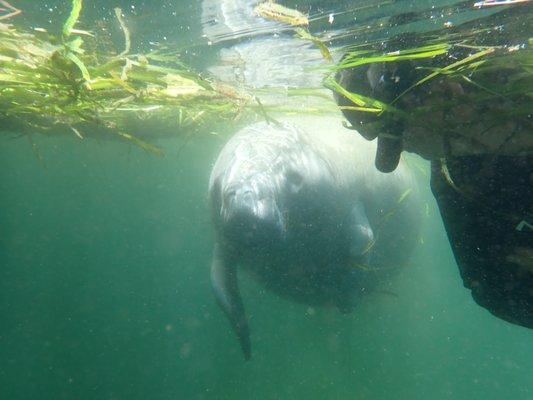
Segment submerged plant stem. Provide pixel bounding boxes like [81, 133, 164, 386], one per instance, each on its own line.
[0, 0, 21, 20]
[63, 0, 83, 38]
[114, 8, 131, 57]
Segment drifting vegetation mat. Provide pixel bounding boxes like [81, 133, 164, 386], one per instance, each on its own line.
[0, 0, 253, 155]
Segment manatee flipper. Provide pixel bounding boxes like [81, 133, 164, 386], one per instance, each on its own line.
[347, 201, 374, 263]
[210, 243, 251, 360]
[336, 202, 375, 313]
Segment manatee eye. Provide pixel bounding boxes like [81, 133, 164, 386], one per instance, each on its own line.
[286, 170, 304, 193]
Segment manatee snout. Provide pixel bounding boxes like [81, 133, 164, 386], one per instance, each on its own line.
[223, 184, 256, 220]
[221, 184, 284, 244]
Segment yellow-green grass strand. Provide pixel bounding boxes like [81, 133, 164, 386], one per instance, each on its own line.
[114, 8, 131, 57]
[392, 47, 495, 104]
[62, 0, 83, 39]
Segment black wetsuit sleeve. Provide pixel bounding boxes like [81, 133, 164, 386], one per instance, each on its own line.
[430, 156, 533, 329]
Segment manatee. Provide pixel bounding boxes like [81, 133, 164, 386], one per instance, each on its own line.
[208, 116, 422, 359]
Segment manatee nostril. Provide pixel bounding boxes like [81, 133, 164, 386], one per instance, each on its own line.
[225, 185, 254, 198]
[286, 170, 304, 193]
[233, 188, 254, 205]
[239, 188, 254, 198]
[223, 187, 257, 221]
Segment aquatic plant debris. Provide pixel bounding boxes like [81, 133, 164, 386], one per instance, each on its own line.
[253, 0, 332, 63]
[114, 7, 131, 57]
[0, 0, 253, 154]
[397, 188, 413, 204]
[253, 1, 309, 26]
[62, 0, 82, 38]
[0, 0, 20, 20]
[473, 0, 531, 8]
[329, 16, 532, 159]
[295, 28, 332, 62]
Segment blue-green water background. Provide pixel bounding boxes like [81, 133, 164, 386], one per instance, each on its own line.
[1, 1, 532, 399]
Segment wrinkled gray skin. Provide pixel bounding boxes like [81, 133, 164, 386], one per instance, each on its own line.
[208, 117, 421, 360]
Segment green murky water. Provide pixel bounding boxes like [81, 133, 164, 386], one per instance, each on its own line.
[1, 1, 532, 399]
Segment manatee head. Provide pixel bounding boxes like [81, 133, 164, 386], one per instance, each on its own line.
[220, 175, 284, 247]
[210, 122, 334, 248]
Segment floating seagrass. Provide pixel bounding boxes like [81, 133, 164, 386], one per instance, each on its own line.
[0, 0, 252, 154]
